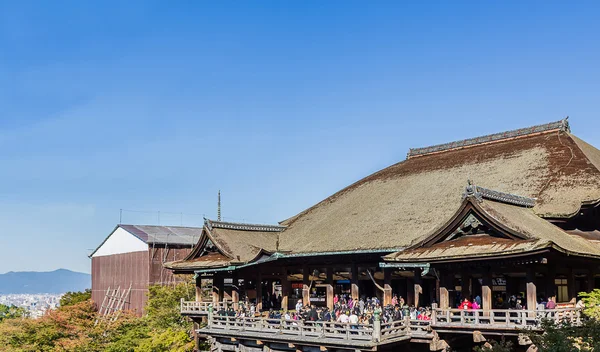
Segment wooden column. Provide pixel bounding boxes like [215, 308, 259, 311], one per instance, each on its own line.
[414, 270, 423, 307]
[588, 270, 596, 292]
[231, 272, 239, 310]
[195, 275, 203, 302]
[526, 268, 537, 316]
[212, 275, 222, 304]
[326, 267, 334, 311]
[461, 272, 471, 300]
[302, 264, 310, 307]
[568, 268, 576, 303]
[351, 263, 360, 301]
[281, 268, 289, 311]
[383, 268, 393, 306]
[439, 273, 450, 309]
[256, 271, 263, 312]
[482, 271, 493, 315]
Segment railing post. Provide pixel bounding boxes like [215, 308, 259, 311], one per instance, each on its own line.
[207, 304, 213, 328]
[431, 309, 437, 326]
[346, 323, 350, 340]
[474, 310, 480, 324]
[373, 319, 381, 342]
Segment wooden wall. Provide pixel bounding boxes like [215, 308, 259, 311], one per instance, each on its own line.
[149, 246, 193, 286]
[91, 251, 149, 316]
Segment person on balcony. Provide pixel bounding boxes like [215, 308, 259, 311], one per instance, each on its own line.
[458, 297, 472, 310]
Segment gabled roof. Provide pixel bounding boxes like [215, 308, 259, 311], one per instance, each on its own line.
[278, 119, 600, 254]
[89, 224, 203, 257]
[163, 219, 284, 271]
[384, 187, 600, 263]
[119, 224, 203, 245]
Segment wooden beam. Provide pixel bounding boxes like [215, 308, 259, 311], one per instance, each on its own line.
[351, 263, 359, 301]
[482, 270, 492, 315]
[384, 268, 392, 306]
[526, 268, 537, 316]
[302, 264, 310, 307]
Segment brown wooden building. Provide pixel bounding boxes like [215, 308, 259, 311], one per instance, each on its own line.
[167, 119, 600, 351]
[90, 224, 201, 314]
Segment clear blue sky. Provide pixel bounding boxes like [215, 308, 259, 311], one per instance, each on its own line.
[1, 1, 599, 274]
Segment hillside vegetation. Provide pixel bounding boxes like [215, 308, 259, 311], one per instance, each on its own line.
[0, 282, 198, 352]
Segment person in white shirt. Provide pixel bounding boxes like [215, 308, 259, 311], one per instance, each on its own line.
[349, 311, 359, 331]
[295, 300, 303, 313]
[337, 311, 350, 323]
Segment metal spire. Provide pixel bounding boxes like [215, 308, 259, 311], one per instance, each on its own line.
[217, 190, 221, 221]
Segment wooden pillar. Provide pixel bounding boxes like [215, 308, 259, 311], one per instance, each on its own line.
[326, 267, 334, 311]
[211, 275, 218, 304]
[256, 271, 263, 312]
[439, 273, 450, 309]
[482, 271, 493, 315]
[195, 275, 203, 302]
[351, 263, 359, 301]
[461, 272, 471, 300]
[231, 272, 239, 310]
[383, 268, 393, 306]
[588, 270, 596, 292]
[414, 270, 423, 307]
[568, 268, 576, 303]
[302, 264, 310, 307]
[281, 268, 289, 311]
[526, 268, 537, 315]
[546, 265, 556, 302]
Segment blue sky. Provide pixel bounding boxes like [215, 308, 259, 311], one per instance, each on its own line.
[0, 1, 599, 273]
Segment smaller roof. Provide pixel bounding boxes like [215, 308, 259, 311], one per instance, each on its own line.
[164, 219, 285, 272]
[384, 184, 600, 263]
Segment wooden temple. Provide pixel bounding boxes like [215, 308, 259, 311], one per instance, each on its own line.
[165, 118, 600, 351]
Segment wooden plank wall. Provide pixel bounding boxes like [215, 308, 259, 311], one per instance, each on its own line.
[91, 251, 149, 316]
[149, 246, 193, 286]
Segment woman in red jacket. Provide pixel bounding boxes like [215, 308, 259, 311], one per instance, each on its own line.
[458, 298, 472, 310]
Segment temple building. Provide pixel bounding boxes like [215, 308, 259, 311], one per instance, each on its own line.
[166, 118, 600, 351]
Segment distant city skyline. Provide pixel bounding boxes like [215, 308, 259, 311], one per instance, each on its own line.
[1, 1, 599, 273]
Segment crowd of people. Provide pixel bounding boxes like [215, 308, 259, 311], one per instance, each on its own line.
[215, 294, 432, 326]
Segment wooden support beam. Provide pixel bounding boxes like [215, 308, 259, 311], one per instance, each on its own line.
[212, 275, 221, 304]
[414, 270, 423, 307]
[568, 268, 576, 303]
[256, 271, 263, 312]
[231, 272, 239, 311]
[326, 267, 334, 311]
[302, 264, 310, 307]
[195, 276, 202, 302]
[281, 267, 289, 311]
[588, 270, 596, 292]
[461, 271, 471, 300]
[482, 271, 492, 315]
[439, 273, 450, 309]
[383, 268, 392, 306]
[526, 268, 537, 316]
[351, 263, 359, 301]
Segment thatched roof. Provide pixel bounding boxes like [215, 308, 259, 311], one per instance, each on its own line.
[384, 194, 600, 263]
[165, 119, 600, 272]
[277, 120, 600, 254]
[163, 220, 284, 271]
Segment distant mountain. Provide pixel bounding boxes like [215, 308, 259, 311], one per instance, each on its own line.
[0, 269, 90, 294]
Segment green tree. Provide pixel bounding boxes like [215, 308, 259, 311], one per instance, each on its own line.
[473, 338, 513, 352]
[60, 289, 92, 307]
[0, 304, 28, 321]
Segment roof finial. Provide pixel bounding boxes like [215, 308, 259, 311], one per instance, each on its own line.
[217, 190, 222, 221]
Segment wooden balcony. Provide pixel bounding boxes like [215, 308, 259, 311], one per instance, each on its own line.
[180, 299, 229, 316]
[182, 301, 582, 349]
[431, 308, 582, 332]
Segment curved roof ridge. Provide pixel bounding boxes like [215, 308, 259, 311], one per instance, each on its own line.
[463, 181, 536, 208]
[407, 118, 570, 158]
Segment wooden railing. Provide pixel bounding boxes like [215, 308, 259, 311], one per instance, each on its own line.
[207, 315, 383, 342]
[432, 308, 582, 329]
[180, 300, 229, 315]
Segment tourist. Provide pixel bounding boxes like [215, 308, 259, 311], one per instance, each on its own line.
[295, 299, 303, 312]
[349, 310, 359, 329]
[337, 310, 350, 323]
[545, 297, 556, 309]
[458, 298, 472, 310]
